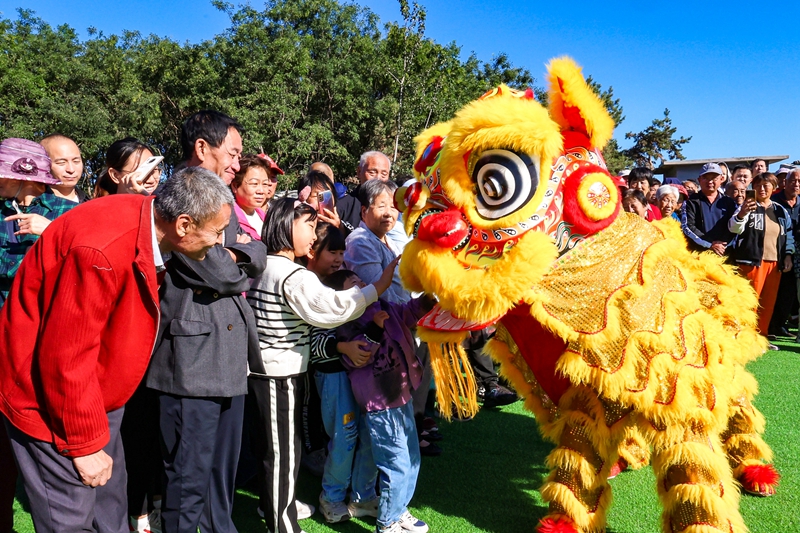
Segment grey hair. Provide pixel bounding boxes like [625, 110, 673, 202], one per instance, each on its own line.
[789, 168, 800, 181]
[154, 166, 234, 224]
[357, 177, 397, 208]
[656, 184, 679, 201]
[358, 150, 391, 170]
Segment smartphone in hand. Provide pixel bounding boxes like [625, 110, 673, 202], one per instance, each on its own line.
[135, 156, 164, 181]
[319, 190, 335, 213]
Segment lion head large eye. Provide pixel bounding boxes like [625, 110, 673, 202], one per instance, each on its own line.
[471, 149, 539, 220]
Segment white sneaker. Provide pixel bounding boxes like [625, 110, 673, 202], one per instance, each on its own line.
[318, 493, 350, 523]
[398, 510, 429, 533]
[348, 497, 379, 518]
[257, 501, 315, 520]
[146, 508, 162, 533]
[296, 500, 315, 520]
[376, 522, 403, 533]
[130, 511, 162, 533]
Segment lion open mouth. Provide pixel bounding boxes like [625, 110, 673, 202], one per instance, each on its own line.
[417, 304, 494, 332]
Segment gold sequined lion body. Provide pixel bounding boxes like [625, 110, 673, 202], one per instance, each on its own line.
[394, 57, 777, 533]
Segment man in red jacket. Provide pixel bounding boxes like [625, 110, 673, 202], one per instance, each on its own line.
[0, 167, 234, 533]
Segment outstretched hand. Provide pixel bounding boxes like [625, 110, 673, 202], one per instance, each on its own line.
[373, 310, 390, 328]
[373, 255, 401, 296]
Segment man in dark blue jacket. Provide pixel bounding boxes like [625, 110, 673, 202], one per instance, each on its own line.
[683, 163, 738, 255]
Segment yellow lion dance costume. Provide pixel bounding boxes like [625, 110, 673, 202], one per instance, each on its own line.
[394, 57, 778, 533]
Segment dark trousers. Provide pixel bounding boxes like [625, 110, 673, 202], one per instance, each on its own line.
[0, 422, 17, 533]
[249, 376, 302, 533]
[465, 329, 498, 387]
[158, 393, 244, 533]
[121, 384, 163, 516]
[300, 371, 326, 453]
[410, 342, 432, 419]
[769, 271, 797, 334]
[4, 409, 127, 533]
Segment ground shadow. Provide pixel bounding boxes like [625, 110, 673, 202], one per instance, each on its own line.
[411, 405, 552, 533]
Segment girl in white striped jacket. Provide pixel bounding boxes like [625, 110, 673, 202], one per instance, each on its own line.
[246, 197, 397, 533]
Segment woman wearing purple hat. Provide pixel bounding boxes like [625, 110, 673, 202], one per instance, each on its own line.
[0, 138, 76, 303]
[0, 137, 75, 533]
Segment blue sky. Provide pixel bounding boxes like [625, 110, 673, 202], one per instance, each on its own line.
[10, 0, 800, 169]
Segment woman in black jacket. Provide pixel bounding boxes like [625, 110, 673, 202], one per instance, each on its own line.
[729, 172, 795, 337]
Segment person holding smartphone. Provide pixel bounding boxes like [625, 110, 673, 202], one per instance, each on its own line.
[728, 172, 794, 340]
[94, 138, 163, 198]
[297, 170, 343, 231]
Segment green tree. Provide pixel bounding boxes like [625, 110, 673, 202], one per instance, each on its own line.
[624, 109, 692, 170]
[375, 2, 537, 175]
[0, 0, 545, 191]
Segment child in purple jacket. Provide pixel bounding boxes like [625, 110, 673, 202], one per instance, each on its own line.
[324, 270, 434, 533]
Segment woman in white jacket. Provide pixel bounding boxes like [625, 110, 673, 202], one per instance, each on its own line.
[247, 196, 398, 533]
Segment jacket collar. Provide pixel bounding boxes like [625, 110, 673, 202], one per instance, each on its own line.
[134, 196, 159, 304]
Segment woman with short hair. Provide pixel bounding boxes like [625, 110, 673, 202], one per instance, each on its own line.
[729, 172, 794, 338]
[231, 154, 281, 240]
[656, 184, 680, 220]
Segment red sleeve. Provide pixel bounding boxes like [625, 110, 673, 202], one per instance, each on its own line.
[648, 203, 662, 221]
[36, 246, 118, 457]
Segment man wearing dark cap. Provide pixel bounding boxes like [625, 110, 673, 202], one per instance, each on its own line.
[683, 162, 738, 255]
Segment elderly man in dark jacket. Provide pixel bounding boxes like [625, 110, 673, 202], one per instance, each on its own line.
[146, 111, 267, 533]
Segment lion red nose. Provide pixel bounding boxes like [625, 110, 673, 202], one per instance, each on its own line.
[417, 210, 470, 249]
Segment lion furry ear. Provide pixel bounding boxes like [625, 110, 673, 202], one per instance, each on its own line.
[546, 57, 614, 149]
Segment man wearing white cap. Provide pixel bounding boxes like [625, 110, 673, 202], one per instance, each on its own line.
[774, 164, 795, 192]
[683, 162, 738, 254]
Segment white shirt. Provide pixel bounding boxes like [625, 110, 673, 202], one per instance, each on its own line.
[247, 255, 378, 377]
[151, 202, 166, 272]
[244, 210, 264, 237]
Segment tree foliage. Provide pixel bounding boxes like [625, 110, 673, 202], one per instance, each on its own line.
[0, 2, 691, 189]
[623, 109, 692, 170]
[585, 75, 631, 174]
[0, 1, 537, 191]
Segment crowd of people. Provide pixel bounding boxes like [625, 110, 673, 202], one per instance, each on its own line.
[619, 159, 800, 349]
[0, 110, 519, 533]
[0, 109, 792, 533]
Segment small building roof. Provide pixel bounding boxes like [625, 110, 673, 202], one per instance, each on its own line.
[655, 155, 788, 175]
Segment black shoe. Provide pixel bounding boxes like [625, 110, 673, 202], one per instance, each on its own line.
[419, 440, 442, 456]
[418, 429, 443, 442]
[482, 383, 518, 408]
[476, 384, 487, 401]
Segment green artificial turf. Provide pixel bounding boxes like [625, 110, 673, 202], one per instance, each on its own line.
[12, 345, 800, 533]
